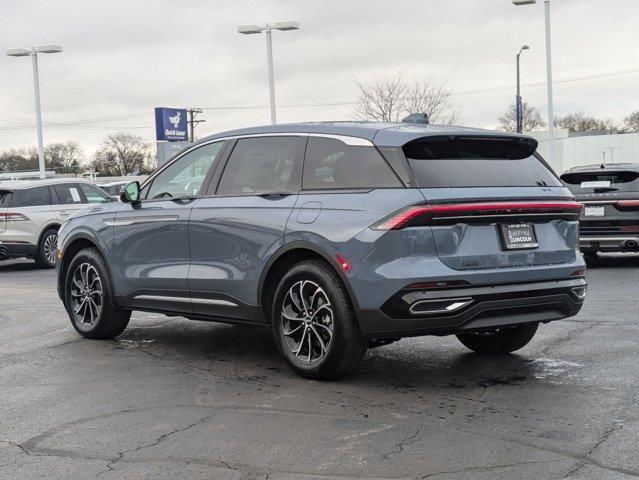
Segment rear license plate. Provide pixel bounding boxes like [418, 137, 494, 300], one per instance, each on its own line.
[584, 206, 605, 217]
[499, 223, 539, 250]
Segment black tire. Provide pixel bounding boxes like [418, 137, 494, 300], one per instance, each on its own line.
[34, 228, 58, 268]
[582, 249, 598, 259]
[456, 323, 539, 354]
[271, 259, 368, 380]
[64, 247, 130, 339]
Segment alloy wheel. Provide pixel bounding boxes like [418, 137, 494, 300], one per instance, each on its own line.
[43, 233, 57, 265]
[70, 263, 103, 326]
[281, 280, 334, 363]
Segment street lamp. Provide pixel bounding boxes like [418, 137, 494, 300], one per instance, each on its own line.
[515, 45, 530, 133]
[512, 0, 556, 167]
[6, 45, 63, 180]
[237, 21, 299, 125]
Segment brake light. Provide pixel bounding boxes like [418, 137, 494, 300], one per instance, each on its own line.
[372, 201, 583, 230]
[616, 200, 639, 211]
[570, 269, 587, 278]
[0, 212, 29, 222]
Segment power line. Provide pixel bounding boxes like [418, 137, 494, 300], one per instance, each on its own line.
[0, 66, 637, 132]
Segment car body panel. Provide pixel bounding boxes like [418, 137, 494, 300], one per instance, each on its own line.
[56, 122, 586, 339]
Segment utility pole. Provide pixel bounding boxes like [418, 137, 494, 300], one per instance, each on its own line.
[186, 108, 205, 142]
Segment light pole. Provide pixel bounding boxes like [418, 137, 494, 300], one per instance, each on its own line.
[512, 0, 556, 166]
[516, 45, 529, 133]
[6, 45, 62, 180]
[237, 21, 299, 125]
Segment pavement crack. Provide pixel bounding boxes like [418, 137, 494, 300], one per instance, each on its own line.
[420, 459, 565, 478]
[382, 429, 421, 459]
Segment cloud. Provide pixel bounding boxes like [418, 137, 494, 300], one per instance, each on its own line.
[0, 0, 637, 154]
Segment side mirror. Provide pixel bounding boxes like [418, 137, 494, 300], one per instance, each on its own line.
[120, 181, 141, 204]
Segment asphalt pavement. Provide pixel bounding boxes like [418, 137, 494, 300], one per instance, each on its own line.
[0, 255, 637, 479]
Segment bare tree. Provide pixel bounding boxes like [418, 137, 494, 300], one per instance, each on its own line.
[351, 75, 461, 124]
[45, 140, 83, 174]
[554, 112, 617, 133]
[401, 78, 461, 125]
[92, 132, 153, 176]
[0, 147, 38, 172]
[351, 75, 408, 122]
[498, 102, 547, 132]
[622, 111, 639, 133]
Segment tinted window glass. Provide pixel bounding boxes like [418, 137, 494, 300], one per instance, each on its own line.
[146, 142, 223, 200]
[561, 171, 639, 185]
[20, 186, 51, 207]
[53, 184, 83, 204]
[0, 190, 12, 207]
[303, 137, 401, 190]
[78, 183, 110, 203]
[404, 138, 561, 188]
[217, 137, 302, 195]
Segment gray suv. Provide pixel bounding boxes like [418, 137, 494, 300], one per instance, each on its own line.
[56, 122, 587, 379]
[561, 163, 639, 255]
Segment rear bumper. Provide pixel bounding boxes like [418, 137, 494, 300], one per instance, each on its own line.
[0, 241, 37, 258]
[580, 236, 639, 251]
[356, 278, 586, 339]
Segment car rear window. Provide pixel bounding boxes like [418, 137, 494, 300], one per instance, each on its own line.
[404, 137, 562, 188]
[560, 171, 639, 185]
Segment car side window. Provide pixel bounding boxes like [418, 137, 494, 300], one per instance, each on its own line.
[302, 137, 401, 190]
[145, 142, 224, 200]
[53, 184, 83, 205]
[78, 183, 110, 204]
[216, 136, 303, 195]
[19, 186, 50, 207]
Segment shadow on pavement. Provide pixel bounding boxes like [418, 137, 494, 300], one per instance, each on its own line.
[584, 252, 639, 269]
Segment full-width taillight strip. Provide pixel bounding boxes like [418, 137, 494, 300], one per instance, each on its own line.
[616, 200, 639, 210]
[373, 201, 583, 230]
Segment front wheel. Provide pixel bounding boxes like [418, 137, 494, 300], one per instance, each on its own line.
[272, 260, 367, 380]
[64, 248, 130, 339]
[456, 324, 539, 354]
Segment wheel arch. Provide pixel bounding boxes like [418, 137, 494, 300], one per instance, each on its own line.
[58, 233, 111, 303]
[36, 222, 62, 248]
[258, 241, 359, 322]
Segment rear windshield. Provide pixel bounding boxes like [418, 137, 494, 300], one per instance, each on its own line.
[404, 138, 562, 188]
[560, 171, 639, 185]
[0, 190, 12, 207]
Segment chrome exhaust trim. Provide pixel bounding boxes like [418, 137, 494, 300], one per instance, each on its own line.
[409, 297, 474, 316]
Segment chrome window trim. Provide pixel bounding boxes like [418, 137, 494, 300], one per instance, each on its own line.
[141, 133, 374, 191]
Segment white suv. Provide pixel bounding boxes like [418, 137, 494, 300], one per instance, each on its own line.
[0, 178, 111, 268]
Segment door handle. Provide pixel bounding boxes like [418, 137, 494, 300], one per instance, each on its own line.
[258, 192, 292, 199]
[59, 211, 70, 216]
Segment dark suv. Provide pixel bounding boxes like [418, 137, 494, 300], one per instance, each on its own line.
[561, 163, 639, 255]
[56, 122, 587, 379]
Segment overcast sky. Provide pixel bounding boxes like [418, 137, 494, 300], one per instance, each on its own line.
[1, 0, 637, 155]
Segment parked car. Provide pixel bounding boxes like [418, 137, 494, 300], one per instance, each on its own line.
[97, 181, 129, 198]
[0, 178, 111, 267]
[56, 122, 587, 379]
[561, 163, 639, 255]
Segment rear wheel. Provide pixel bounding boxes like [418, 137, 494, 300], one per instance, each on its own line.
[456, 324, 539, 354]
[272, 260, 367, 380]
[64, 247, 130, 339]
[34, 228, 58, 268]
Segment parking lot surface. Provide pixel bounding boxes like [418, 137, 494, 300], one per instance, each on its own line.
[0, 256, 637, 479]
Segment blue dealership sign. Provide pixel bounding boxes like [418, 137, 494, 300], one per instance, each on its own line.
[155, 107, 188, 141]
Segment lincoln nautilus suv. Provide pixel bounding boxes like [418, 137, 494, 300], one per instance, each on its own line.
[561, 163, 639, 255]
[56, 122, 587, 379]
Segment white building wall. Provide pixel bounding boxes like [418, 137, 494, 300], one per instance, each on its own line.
[529, 130, 639, 175]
